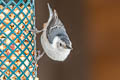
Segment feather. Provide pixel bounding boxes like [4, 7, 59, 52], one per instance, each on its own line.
[46, 3, 69, 44]
[47, 3, 54, 25]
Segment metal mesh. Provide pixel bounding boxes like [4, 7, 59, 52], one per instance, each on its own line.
[0, 0, 36, 79]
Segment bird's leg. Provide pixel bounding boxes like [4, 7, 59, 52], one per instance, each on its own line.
[32, 50, 44, 72]
[36, 50, 45, 61]
[29, 28, 43, 33]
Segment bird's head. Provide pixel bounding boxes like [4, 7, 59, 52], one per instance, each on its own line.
[52, 34, 72, 51]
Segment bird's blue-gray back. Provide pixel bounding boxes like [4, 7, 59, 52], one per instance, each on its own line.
[46, 17, 69, 44]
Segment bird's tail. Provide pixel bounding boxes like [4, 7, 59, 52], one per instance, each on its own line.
[47, 3, 53, 24]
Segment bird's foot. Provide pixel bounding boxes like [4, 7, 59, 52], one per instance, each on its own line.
[29, 28, 43, 33]
[36, 50, 45, 61]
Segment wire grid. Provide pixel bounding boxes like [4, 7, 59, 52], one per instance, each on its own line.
[0, 0, 37, 79]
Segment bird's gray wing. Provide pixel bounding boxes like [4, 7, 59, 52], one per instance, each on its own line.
[46, 3, 69, 44]
[46, 17, 68, 44]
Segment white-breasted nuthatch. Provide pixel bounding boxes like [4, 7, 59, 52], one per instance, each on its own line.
[30, 3, 72, 61]
[40, 3, 72, 61]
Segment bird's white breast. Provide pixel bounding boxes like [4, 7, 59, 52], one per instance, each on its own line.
[41, 30, 71, 61]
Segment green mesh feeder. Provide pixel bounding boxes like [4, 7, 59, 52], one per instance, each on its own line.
[0, 0, 38, 79]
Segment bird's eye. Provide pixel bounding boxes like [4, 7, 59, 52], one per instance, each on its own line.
[60, 43, 62, 46]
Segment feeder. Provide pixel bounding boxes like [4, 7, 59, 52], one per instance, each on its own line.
[0, 0, 38, 79]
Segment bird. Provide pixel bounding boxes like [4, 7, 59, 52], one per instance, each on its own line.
[40, 3, 72, 61]
[29, 3, 72, 61]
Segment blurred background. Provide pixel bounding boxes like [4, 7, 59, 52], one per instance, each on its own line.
[35, 0, 120, 80]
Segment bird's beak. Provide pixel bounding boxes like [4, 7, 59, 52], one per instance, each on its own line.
[66, 45, 73, 50]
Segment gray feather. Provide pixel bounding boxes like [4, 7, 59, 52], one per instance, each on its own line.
[46, 3, 70, 44]
[47, 18, 69, 44]
[47, 3, 53, 24]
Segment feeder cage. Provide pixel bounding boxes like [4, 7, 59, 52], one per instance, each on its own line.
[0, 0, 38, 79]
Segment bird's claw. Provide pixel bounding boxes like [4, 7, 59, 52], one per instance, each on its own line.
[36, 50, 44, 61]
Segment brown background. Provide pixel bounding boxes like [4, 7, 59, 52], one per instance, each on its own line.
[35, 0, 120, 80]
